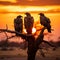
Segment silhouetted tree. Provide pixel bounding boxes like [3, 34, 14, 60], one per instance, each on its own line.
[0, 27, 56, 60]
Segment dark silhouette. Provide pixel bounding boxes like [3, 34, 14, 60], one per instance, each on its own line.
[39, 13, 51, 33]
[27, 27, 46, 60]
[0, 13, 57, 60]
[27, 27, 56, 60]
[24, 12, 34, 34]
[14, 15, 23, 36]
[0, 27, 57, 60]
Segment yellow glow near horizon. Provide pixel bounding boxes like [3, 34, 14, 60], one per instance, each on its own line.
[0, 5, 60, 12]
[0, 0, 16, 3]
[23, 27, 36, 34]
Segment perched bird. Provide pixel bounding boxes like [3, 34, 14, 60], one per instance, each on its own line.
[39, 13, 51, 33]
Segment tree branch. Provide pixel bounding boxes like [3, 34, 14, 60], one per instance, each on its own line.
[36, 27, 46, 46]
[0, 29, 32, 40]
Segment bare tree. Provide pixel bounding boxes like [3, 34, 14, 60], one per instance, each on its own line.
[0, 27, 56, 60]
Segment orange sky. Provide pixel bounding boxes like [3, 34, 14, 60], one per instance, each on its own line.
[0, 0, 60, 6]
[0, 0, 60, 13]
[0, 0, 60, 42]
[0, 5, 60, 13]
[0, 0, 60, 32]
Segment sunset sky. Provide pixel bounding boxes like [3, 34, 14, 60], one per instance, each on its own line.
[0, 0, 60, 42]
[0, 0, 60, 13]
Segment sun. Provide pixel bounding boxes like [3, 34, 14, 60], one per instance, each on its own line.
[23, 27, 36, 34]
[32, 27, 36, 34]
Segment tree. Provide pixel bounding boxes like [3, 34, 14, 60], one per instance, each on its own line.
[0, 27, 56, 60]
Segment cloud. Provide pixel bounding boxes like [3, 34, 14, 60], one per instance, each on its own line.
[0, 0, 60, 6]
[15, 0, 60, 6]
[0, 0, 16, 3]
[0, 1, 14, 6]
[0, 5, 60, 13]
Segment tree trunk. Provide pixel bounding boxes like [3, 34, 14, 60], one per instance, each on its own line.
[27, 35, 38, 60]
[27, 27, 46, 60]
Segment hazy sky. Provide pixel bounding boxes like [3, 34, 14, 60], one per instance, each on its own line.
[0, 0, 60, 42]
[0, 0, 60, 13]
[0, 0, 60, 6]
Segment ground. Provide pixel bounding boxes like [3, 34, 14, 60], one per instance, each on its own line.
[0, 47, 60, 60]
